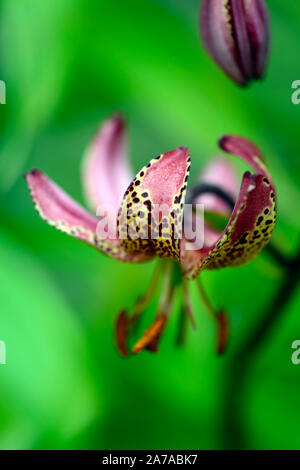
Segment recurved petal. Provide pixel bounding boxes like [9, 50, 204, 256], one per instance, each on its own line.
[183, 171, 276, 278]
[25, 169, 150, 263]
[204, 171, 276, 268]
[81, 114, 133, 213]
[118, 147, 191, 260]
[26, 169, 99, 244]
[219, 134, 271, 180]
[181, 137, 276, 279]
[200, 0, 247, 85]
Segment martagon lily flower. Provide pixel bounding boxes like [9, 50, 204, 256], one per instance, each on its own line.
[200, 0, 270, 85]
[25, 115, 276, 356]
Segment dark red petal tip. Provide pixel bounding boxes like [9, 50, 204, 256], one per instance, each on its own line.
[218, 136, 230, 153]
[25, 168, 42, 178]
[110, 112, 125, 130]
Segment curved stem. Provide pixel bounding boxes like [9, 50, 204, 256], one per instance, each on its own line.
[222, 243, 300, 449]
[264, 241, 292, 269]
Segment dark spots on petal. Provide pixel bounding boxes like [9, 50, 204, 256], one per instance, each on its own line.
[133, 197, 140, 203]
[239, 232, 249, 245]
[264, 208, 269, 215]
[141, 192, 148, 198]
[256, 216, 264, 226]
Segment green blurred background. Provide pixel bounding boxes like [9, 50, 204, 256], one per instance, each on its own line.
[0, 0, 299, 450]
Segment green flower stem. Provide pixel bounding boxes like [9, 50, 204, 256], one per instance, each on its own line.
[222, 242, 300, 449]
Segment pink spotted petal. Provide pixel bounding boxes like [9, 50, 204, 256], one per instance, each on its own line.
[219, 134, 272, 180]
[181, 138, 276, 279]
[118, 147, 191, 260]
[82, 114, 133, 213]
[25, 169, 150, 263]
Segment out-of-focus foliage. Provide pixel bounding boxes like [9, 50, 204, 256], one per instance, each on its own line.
[0, 0, 299, 449]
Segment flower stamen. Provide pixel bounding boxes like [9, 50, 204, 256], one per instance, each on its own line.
[132, 260, 175, 354]
[115, 262, 163, 356]
[115, 310, 130, 357]
[131, 262, 163, 324]
[182, 279, 197, 330]
[197, 278, 229, 354]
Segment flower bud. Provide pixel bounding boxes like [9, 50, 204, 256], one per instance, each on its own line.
[200, 0, 270, 85]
